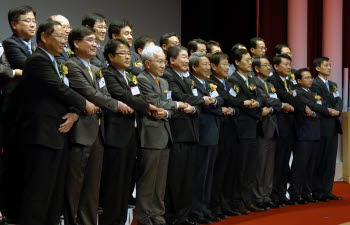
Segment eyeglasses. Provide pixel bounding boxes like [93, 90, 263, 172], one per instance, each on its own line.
[19, 19, 36, 24]
[95, 26, 107, 30]
[261, 63, 271, 67]
[153, 60, 166, 65]
[47, 33, 66, 40]
[62, 25, 72, 31]
[114, 51, 131, 57]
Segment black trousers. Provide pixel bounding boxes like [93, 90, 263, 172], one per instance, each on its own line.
[253, 137, 276, 203]
[288, 140, 319, 200]
[236, 138, 258, 206]
[19, 142, 68, 225]
[100, 129, 137, 225]
[312, 136, 338, 199]
[64, 131, 104, 225]
[191, 145, 218, 218]
[271, 135, 294, 201]
[165, 142, 197, 223]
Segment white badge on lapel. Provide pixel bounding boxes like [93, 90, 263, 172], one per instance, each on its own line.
[130, 86, 140, 95]
[269, 93, 278, 99]
[63, 76, 69, 87]
[317, 100, 322, 105]
[333, 91, 339, 98]
[210, 90, 219, 98]
[292, 80, 297, 85]
[192, 88, 198, 96]
[99, 77, 106, 88]
[166, 90, 172, 100]
[229, 88, 237, 97]
[293, 90, 297, 97]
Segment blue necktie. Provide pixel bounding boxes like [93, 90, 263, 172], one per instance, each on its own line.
[27, 43, 32, 55]
[223, 81, 227, 91]
[52, 60, 62, 80]
[325, 80, 330, 92]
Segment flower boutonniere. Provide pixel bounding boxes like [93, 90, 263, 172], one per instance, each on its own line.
[32, 45, 36, 52]
[270, 86, 276, 93]
[164, 90, 169, 94]
[288, 73, 295, 81]
[333, 85, 337, 93]
[127, 72, 138, 86]
[207, 83, 217, 93]
[59, 64, 68, 78]
[134, 59, 143, 68]
[66, 48, 74, 57]
[249, 84, 256, 91]
[189, 79, 195, 89]
[234, 84, 239, 94]
[248, 73, 253, 78]
[314, 94, 322, 101]
[95, 67, 103, 80]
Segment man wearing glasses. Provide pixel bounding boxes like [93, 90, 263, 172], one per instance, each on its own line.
[50, 15, 73, 64]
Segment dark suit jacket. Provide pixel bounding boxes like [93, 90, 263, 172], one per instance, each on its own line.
[137, 71, 177, 149]
[162, 65, 203, 143]
[17, 48, 86, 150]
[190, 75, 223, 146]
[55, 48, 70, 65]
[294, 86, 329, 141]
[65, 56, 119, 146]
[103, 65, 149, 148]
[226, 71, 262, 139]
[126, 50, 144, 75]
[254, 76, 281, 138]
[0, 49, 13, 91]
[311, 76, 342, 136]
[91, 46, 108, 69]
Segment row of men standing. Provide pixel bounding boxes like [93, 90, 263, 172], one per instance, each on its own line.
[0, 5, 343, 225]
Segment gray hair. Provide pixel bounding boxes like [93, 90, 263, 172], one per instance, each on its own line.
[142, 45, 164, 64]
[189, 52, 208, 70]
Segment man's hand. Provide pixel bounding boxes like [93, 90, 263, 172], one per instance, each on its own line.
[282, 103, 294, 113]
[243, 100, 253, 107]
[227, 107, 234, 115]
[222, 107, 230, 115]
[148, 104, 159, 116]
[14, 69, 23, 77]
[328, 108, 340, 117]
[180, 104, 195, 114]
[177, 101, 189, 109]
[304, 105, 314, 117]
[203, 96, 215, 105]
[152, 108, 167, 119]
[262, 107, 272, 116]
[85, 100, 98, 115]
[117, 101, 133, 114]
[59, 113, 79, 133]
[249, 99, 259, 108]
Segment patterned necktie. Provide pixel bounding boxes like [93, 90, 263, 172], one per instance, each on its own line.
[264, 81, 269, 94]
[87, 65, 94, 81]
[325, 80, 330, 92]
[284, 80, 290, 92]
[52, 60, 62, 80]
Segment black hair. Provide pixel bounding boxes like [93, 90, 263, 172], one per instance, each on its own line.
[8, 5, 36, 31]
[206, 40, 221, 54]
[248, 37, 265, 53]
[274, 43, 290, 55]
[108, 19, 132, 39]
[166, 45, 188, 64]
[272, 54, 292, 67]
[252, 56, 269, 73]
[103, 38, 130, 63]
[159, 32, 178, 46]
[68, 26, 95, 51]
[295, 68, 310, 81]
[209, 52, 228, 66]
[134, 35, 156, 53]
[187, 38, 206, 54]
[312, 57, 330, 68]
[36, 20, 61, 44]
[233, 48, 249, 67]
[82, 13, 106, 28]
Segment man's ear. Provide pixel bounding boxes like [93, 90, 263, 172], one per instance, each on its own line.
[211, 63, 217, 72]
[74, 40, 80, 51]
[297, 78, 301, 84]
[161, 44, 167, 51]
[254, 66, 260, 74]
[315, 66, 321, 72]
[112, 33, 118, 39]
[137, 48, 143, 56]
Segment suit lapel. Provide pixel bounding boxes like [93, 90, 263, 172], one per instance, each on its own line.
[72, 56, 96, 88]
[191, 75, 208, 96]
[35, 48, 63, 82]
[144, 71, 162, 95]
[210, 76, 225, 91]
[111, 66, 129, 89]
[13, 35, 32, 56]
[168, 66, 192, 94]
[233, 72, 251, 96]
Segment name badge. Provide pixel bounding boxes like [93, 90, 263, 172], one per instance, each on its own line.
[229, 88, 237, 97]
[292, 80, 297, 85]
[269, 93, 278, 99]
[293, 90, 297, 97]
[333, 91, 339, 98]
[99, 77, 106, 88]
[317, 100, 322, 105]
[130, 86, 140, 95]
[210, 90, 219, 98]
[192, 88, 198, 96]
[167, 90, 172, 100]
[63, 76, 69, 87]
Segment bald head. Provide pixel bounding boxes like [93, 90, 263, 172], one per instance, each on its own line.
[50, 15, 71, 42]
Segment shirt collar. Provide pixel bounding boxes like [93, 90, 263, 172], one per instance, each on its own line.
[193, 75, 204, 85]
[257, 76, 265, 83]
[318, 75, 328, 83]
[279, 74, 286, 81]
[173, 69, 184, 79]
[215, 76, 225, 84]
[237, 71, 248, 82]
[77, 56, 90, 67]
[118, 69, 127, 76]
[18, 36, 31, 47]
[38, 47, 55, 62]
[302, 87, 310, 92]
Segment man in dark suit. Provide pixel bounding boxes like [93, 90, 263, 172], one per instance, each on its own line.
[64, 26, 131, 225]
[311, 57, 343, 201]
[134, 35, 156, 57]
[289, 68, 334, 204]
[1, 5, 36, 221]
[188, 52, 224, 224]
[207, 53, 252, 218]
[16, 20, 97, 225]
[136, 45, 188, 225]
[82, 13, 108, 69]
[206, 41, 222, 57]
[266, 54, 308, 206]
[159, 32, 180, 56]
[252, 56, 290, 209]
[50, 15, 73, 64]
[162, 45, 215, 225]
[108, 19, 144, 75]
[226, 49, 264, 213]
[99, 38, 158, 225]
[187, 38, 207, 56]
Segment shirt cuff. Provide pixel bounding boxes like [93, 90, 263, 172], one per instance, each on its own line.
[12, 70, 16, 78]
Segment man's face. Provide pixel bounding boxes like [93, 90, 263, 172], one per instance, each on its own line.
[93, 20, 107, 43]
[275, 58, 291, 77]
[251, 40, 266, 57]
[196, 43, 207, 53]
[213, 58, 229, 79]
[52, 15, 71, 43]
[210, 45, 222, 55]
[11, 11, 36, 41]
[280, 47, 292, 58]
[170, 50, 189, 73]
[297, 71, 313, 89]
[256, 58, 271, 78]
[137, 41, 155, 55]
[236, 53, 252, 73]
[116, 26, 133, 47]
[193, 57, 211, 79]
[163, 36, 180, 52]
[74, 33, 97, 60]
[146, 51, 166, 77]
[43, 25, 66, 56]
[109, 44, 131, 71]
[317, 60, 331, 77]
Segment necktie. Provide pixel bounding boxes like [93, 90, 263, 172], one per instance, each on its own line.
[325, 80, 330, 92]
[155, 77, 160, 86]
[264, 81, 269, 94]
[122, 72, 129, 85]
[87, 65, 94, 81]
[97, 46, 103, 59]
[284, 80, 290, 92]
[52, 60, 62, 80]
[223, 81, 227, 91]
[27, 43, 32, 55]
[307, 90, 311, 94]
